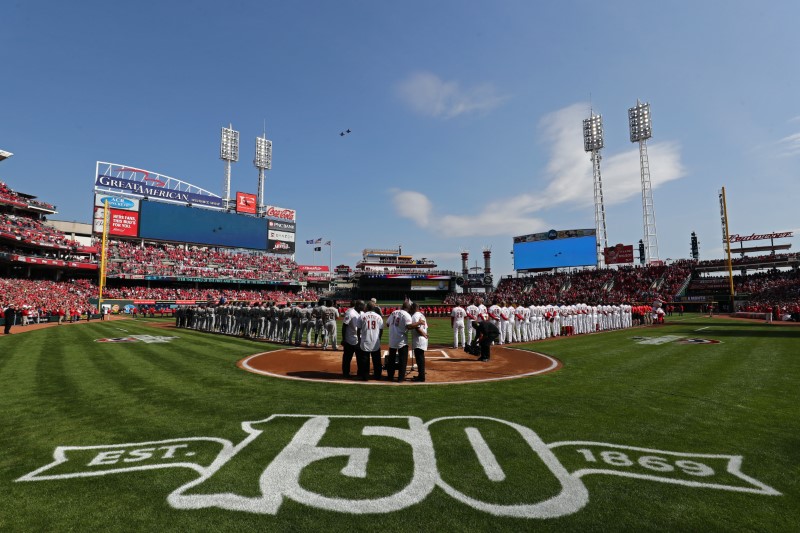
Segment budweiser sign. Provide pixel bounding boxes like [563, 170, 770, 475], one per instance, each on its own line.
[728, 231, 793, 243]
[265, 205, 296, 221]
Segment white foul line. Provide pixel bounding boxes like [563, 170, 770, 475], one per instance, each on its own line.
[694, 327, 710, 332]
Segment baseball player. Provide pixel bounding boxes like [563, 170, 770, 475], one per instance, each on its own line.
[358, 302, 384, 380]
[385, 302, 413, 382]
[487, 302, 502, 344]
[322, 304, 340, 350]
[465, 301, 480, 345]
[341, 300, 364, 377]
[409, 303, 429, 382]
[451, 304, 466, 349]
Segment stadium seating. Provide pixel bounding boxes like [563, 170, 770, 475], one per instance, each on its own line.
[105, 240, 301, 281]
[448, 261, 695, 305]
[0, 213, 81, 249]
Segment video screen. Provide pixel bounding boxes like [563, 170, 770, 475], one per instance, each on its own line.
[138, 201, 268, 250]
[513, 235, 597, 270]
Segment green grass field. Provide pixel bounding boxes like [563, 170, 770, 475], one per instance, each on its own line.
[1, 314, 798, 532]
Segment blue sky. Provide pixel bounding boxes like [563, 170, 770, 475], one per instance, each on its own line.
[2, 1, 799, 276]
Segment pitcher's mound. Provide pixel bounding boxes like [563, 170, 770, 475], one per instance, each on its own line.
[238, 344, 561, 385]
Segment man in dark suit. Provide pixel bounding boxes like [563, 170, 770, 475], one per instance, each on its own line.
[471, 320, 500, 362]
[3, 304, 16, 335]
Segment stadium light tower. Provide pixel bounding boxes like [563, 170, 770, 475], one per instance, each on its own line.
[220, 124, 239, 210]
[583, 111, 608, 268]
[254, 133, 272, 217]
[628, 100, 659, 264]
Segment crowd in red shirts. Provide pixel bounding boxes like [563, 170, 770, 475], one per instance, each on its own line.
[0, 181, 56, 210]
[0, 213, 81, 249]
[0, 278, 95, 323]
[445, 262, 695, 306]
[696, 253, 796, 269]
[101, 285, 319, 303]
[106, 240, 303, 281]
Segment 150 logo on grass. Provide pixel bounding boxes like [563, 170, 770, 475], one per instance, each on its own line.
[17, 415, 780, 519]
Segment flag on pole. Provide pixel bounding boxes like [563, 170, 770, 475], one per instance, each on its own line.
[314, 246, 322, 252]
[324, 241, 331, 246]
[305, 239, 314, 244]
[314, 238, 322, 244]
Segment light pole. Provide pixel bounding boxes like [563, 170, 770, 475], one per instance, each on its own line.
[220, 124, 239, 210]
[628, 101, 659, 264]
[254, 133, 272, 217]
[583, 111, 608, 268]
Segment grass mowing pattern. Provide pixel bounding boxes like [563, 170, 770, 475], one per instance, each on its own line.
[0, 315, 798, 531]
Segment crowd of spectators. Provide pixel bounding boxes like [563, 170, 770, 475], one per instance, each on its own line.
[0, 277, 95, 321]
[106, 240, 305, 281]
[0, 276, 320, 319]
[0, 213, 80, 249]
[446, 262, 695, 306]
[0, 181, 56, 211]
[101, 284, 318, 303]
[696, 253, 797, 269]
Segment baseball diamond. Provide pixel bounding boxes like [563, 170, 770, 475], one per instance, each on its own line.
[3, 4, 800, 530]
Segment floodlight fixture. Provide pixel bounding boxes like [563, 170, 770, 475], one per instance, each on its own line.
[255, 134, 272, 216]
[220, 124, 239, 208]
[583, 113, 604, 152]
[254, 136, 272, 170]
[220, 126, 239, 162]
[628, 101, 652, 142]
[629, 100, 659, 262]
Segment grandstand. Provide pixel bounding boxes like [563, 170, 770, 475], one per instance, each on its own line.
[1, 153, 798, 321]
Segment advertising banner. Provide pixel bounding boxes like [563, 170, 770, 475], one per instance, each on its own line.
[603, 244, 634, 265]
[236, 192, 257, 215]
[93, 207, 139, 237]
[264, 205, 296, 222]
[267, 238, 295, 254]
[268, 220, 296, 233]
[94, 194, 140, 211]
[268, 230, 295, 243]
[298, 265, 330, 278]
[410, 279, 450, 291]
[95, 174, 223, 208]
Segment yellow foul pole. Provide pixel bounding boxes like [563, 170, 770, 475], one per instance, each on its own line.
[720, 187, 735, 302]
[98, 200, 110, 303]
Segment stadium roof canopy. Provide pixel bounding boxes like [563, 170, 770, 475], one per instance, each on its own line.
[0, 149, 13, 162]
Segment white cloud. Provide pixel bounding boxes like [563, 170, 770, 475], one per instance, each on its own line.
[391, 102, 686, 237]
[776, 132, 800, 156]
[395, 72, 507, 119]
[390, 189, 433, 226]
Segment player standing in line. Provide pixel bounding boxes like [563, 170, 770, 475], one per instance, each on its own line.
[385, 302, 412, 382]
[341, 300, 364, 378]
[476, 297, 488, 323]
[409, 303, 429, 382]
[357, 301, 384, 380]
[385, 301, 425, 382]
[465, 300, 479, 345]
[488, 301, 502, 344]
[451, 303, 466, 349]
[515, 303, 527, 342]
[322, 304, 340, 350]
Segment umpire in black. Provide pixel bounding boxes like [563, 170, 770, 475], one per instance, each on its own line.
[471, 320, 500, 361]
